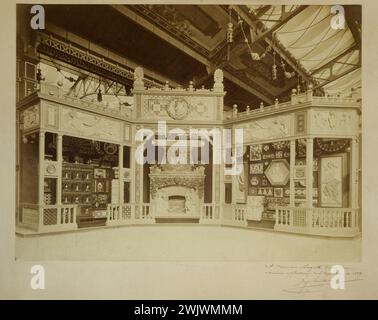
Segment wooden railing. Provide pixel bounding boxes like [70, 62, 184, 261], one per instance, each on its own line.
[275, 207, 360, 236]
[200, 203, 220, 224]
[107, 203, 155, 225]
[40, 204, 78, 231]
[107, 203, 133, 225]
[221, 204, 248, 226]
[19, 204, 78, 232]
[139, 203, 154, 220]
[18, 202, 359, 237]
[234, 205, 247, 223]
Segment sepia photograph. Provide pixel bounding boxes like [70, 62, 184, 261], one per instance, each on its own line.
[15, 3, 362, 263]
[2, 0, 378, 302]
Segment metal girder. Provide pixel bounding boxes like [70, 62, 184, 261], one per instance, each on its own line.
[232, 5, 312, 83]
[254, 5, 272, 19]
[234, 5, 309, 46]
[312, 64, 360, 90]
[310, 44, 359, 75]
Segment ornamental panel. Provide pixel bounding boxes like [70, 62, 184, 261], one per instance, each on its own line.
[22, 105, 40, 131]
[61, 108, 122, 143]
[140, 95, 217, 121]
[238, 115, 292, 143]
[310, 110, 358, 135]
[264, 159, 290, 186]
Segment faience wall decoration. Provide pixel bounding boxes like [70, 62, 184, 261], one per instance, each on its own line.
[264, 159, 290, 186]
[311, 110, 357, 134]
[61, 108, 122, 142]
[22, 105, 40, 131]
[320, 156, 343, 207]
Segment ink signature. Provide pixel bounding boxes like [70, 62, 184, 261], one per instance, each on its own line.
[265, 263, 363, 294]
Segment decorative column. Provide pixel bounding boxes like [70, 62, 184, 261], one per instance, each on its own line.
[305, 138, 314, 207]
[289, 139, 296, 207]
[118, 144, 124, 204]
[38, 131, 45, 230]
[350, 137, 359, 208]
[56, 134, 63, 205]
[130, 146, 136, 205]
[38, 131, 45, 205]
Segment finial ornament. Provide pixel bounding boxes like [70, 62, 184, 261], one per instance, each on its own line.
[133, 66, 145, 90]
[134, 67, 144, 82]
[213, 69, 224, 92]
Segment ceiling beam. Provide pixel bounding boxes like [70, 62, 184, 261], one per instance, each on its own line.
[112, 4, 275, 104]
[344, 5, 361, 49]
[223, 69, 274, 104]
[310, 44, 359, 75]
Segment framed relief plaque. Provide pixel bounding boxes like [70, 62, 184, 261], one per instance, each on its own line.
[320, 156, 343, 207]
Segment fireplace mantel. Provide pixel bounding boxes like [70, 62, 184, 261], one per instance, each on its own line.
[149, 164, 206, 218]
[149, 164, 205, 199]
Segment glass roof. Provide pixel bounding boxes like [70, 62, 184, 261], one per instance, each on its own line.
[246, 5, 361, 98]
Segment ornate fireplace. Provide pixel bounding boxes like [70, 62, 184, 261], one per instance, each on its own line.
[149, 164, 205, 219]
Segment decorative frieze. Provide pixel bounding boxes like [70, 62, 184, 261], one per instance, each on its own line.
[237, 115, 292, 143]
[310, 110, 358, 135]
[61, 108, 122, 142]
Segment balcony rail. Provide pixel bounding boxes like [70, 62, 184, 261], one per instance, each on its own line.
[19, 203, 78, 232]
[18, 202, 360, 237]
[275, 206, 359, 236]
[200, 203, 221, 224]
[107, 203, 154, 226]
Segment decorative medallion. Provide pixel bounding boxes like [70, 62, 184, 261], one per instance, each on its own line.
[166, 98, 190, 120]
[46, 163, 56, 175]
[250, 176, 260, 186]
[104, 143, 118, 155]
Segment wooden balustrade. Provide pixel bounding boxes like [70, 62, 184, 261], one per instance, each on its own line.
[39, 204, 78, 232]
[18, 202, 360, 237]
[107, 203, 133, 226]
[234, 205, 247, 222]
[220, 204, 248, 226]
[275, 207, 359, 236]
[200, 203, 220, 224]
